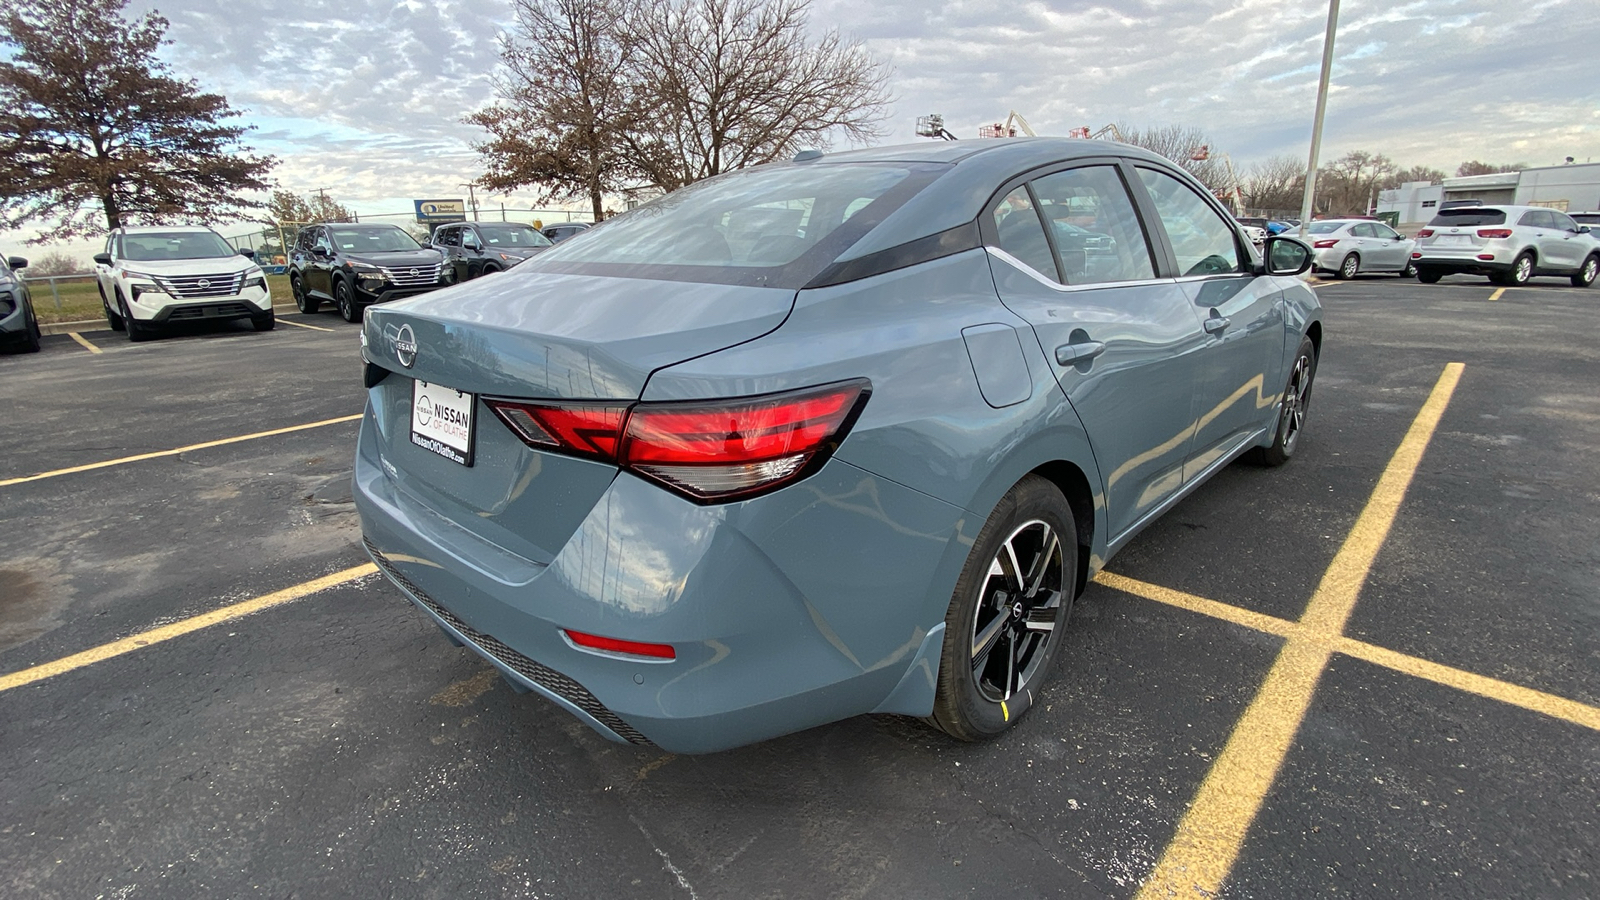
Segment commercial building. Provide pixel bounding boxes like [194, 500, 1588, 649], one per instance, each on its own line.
[1378, 162, 1600, 231]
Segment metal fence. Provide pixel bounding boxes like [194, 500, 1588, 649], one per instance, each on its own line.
[21, 273, 98, 312]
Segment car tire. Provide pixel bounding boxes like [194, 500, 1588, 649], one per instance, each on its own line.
[928, 474, 1076, 742]
[100, 285, 126, 331]
[481, 264, 500, 277]
[1417, 268, 1442, 284]
[252, 310, 276, 331]
[1497, 252, 1533, 287]
[1246, 335, 1317, 467]
[1400, 259, 1417, 278]
[292, 274, 319, 314]
[335, 278, 359, 323]
[1336, 253, 1359, 280]
[119, 290, 152, 343]
[1571, 254, 1599, 288]
[19, 307, 41, 353]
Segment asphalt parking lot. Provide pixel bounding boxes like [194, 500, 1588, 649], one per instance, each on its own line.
[2, 278, 1596, 899]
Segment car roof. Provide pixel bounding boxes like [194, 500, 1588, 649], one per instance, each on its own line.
[326, 222, 405, 230]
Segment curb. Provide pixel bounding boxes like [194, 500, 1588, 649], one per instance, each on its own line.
[40, 305, 301, 335]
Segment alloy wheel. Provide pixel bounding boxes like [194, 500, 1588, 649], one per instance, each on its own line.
[1582, 258, 1598, 285]
[969, 519, 1065, 703]
[1280, 351, 1313, 454]
[1339, 254, 1358, 279]
[1513, 255, 1532, 284]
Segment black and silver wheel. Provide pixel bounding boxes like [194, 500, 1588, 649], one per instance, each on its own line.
[335, 278, 359, 323]
[18, 305, 40, 353]
[1498, 252, 1533, 286]
[119, 290, 151, 342]
[1571, 255, 1598, 288]
[1336, 253, 1359, 280]
[251, 310, 276, 331]
[930, 475, 1075, 741]
[292, 274, 319, 314]
[1249, 335, 1317, 467]
[100, 284, 125, 331]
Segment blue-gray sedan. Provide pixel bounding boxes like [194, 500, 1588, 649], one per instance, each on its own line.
[355, 139, 1322, 753]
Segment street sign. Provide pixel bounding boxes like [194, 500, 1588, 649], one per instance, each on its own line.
[414, 199, 467, 223]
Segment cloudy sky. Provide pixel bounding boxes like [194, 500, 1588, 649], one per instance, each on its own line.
[22, 0, 1600, 244]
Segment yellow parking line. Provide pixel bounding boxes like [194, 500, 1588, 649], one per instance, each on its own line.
[0, 413, 363, 487]
[277, 317, 336, 332]
[68, 332, 102, 354]
[1098, 572, 1600, 733]
[1135, 362, 1464, 900]
[0, 564, 377, 694]
[1488, 288, 1505, 301]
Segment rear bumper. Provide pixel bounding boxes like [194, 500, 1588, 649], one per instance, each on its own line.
[1414, 256, 1512, 277]
[352, 402, 970, 753]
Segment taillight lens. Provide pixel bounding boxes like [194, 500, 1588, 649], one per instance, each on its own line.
[1312, 239, 1339, 249]
[564, 629, 676, 660]
[1477, 229, 1512, 239]
[485, 380, 871, 503]
[1417, 229, 1434, 238]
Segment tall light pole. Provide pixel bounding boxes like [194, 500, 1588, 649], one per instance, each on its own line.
[1297, 0, 1340, 235]
[459, 182, 479, 222]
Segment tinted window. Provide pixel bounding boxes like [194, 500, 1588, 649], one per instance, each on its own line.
[1303, 222, 1344, 235]
[1350, 223, 1376, 237]
[1375, 224, 1401, 240]
[1518, 210, 1551, 228]
[120, 231, 235, 261]
[1137, 168, 1242, 276]
[328, 227, 422, 253]
[460, 228, 481, 248]
[435, 227, 460, 247]
[1428, 208, 1507, 226]
[1572, 213, 1600, 225]
[535, 164, 924, 271]
[992, 187, 1056, 278]
[1031, 166, 1154, 284]
[1549, 211, 1580, 232]
[477, 224, 552, 248]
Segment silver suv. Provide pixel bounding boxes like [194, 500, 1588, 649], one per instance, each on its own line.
[1413, 205, 1600, 287]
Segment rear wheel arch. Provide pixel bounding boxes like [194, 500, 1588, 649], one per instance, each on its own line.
[1305, 320, 1322, 358]
[1029, 459, 1095, 600]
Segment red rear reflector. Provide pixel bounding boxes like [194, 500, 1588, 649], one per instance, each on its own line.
[1477, 254, 1496, 260]
[1411, 252, 1422, 258]
[1312, 239, 1339, 249]
[1417, 229, 1434, 238]
[1477, 229, 1512, 239]
[564, 629, 676, 660]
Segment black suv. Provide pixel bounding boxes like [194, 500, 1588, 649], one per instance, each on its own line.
[289, 223, 448, 322]
[430, 222, 552, 282]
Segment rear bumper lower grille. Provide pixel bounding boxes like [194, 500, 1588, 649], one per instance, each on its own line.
[365, 539, 653, 746]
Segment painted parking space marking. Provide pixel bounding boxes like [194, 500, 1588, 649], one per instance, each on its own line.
[1488, 288, 1505, 301]
[276, 317, 337, 332]
[0, 564, 378, 694]
[1134, 361, 1465, 900]
[67, 332, 102, 354]
[0, 413, 363, 487]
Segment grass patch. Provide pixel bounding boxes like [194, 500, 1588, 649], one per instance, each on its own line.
[27, 274, 294, 325]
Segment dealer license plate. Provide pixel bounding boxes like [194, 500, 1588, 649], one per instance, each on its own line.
[1437, 235, 1472, 247]
[411, 380, 475, 466]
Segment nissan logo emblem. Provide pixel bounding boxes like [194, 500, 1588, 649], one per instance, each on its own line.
[409, 268, 419, 277]
[197, 279, 210, 289]
[393, 324, 418, 368]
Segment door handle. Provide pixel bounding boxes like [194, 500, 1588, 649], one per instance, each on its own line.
[1203, 316, 1231, 335]
[1055, 341, 1106, 365]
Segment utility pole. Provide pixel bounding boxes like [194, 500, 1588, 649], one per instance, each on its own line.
[460, 182, 479, 222]
[1298, 0, 1340, 236]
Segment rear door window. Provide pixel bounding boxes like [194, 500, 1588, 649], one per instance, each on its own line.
[1136, 168, 1242, 277]
[1351, 223, 1376, 237]
[992, 187, 1057, 279]
[1550, 211, 1580, 232]
[1030, 166, 1155, 284]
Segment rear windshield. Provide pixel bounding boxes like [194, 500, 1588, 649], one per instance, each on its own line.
[1303, 222, 1345, 234]
[477, 224, 552, 248]
[1571, 213, 1600, 225]
[525, 162, 946, 287]
[1428, 209, 1507, 226]
[329, 227, 421, 253]
[121, 231, 235, 261]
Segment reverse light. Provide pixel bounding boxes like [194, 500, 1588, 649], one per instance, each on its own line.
[1417, 229, 1434, 238]
[1312, 239, 1339, 249]
[1477, 229, 1513, 239]
[564, 629, 676, 660]
[485, 380, 871, 503]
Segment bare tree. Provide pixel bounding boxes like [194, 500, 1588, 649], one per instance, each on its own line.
[1240, 155, 1305, 213]
[20, 249, 85, 276]
[1385, 165, 1446, 188]
[263, 189, 353, 226]
[1111, 123, 1232, 194]
[0, 0, 274, 241]
[1456, 160, 1527, 177]
[625, 0, 892, 190]
[468, 0, 641, 220]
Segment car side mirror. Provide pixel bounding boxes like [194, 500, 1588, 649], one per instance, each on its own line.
[1264, 236, 1313, 276]
[8, 256, 28, 270]
[238, 248, 256, 258]
[1580, 226, 1592, 235]
[312, 246, 329, 258]
[93, 252, 112, 266]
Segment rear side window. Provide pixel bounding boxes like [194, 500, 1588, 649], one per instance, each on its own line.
[1428, 209, 1507, 226]
[1303, 222, 1343, 235]
[1137, 168, 1242, 277]
[1030, 166, 1154, 284]
[992, 187, 1056, 278]
[1518, 210, 1552, 228]
[1351, 223, 1376, 237]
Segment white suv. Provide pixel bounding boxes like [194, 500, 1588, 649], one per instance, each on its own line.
[1413, 205, 1600, 287]
[93, 226, 274, 341]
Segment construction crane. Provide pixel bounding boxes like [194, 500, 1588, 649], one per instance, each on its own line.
[916, 114, 959, 141]
[979, 111, 1036, 138]
[1067, 124, 1125, 141]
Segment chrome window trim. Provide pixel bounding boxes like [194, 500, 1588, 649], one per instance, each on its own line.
[986, 246, 1176, 293]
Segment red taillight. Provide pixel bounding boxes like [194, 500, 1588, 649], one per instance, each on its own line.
[564, 629, 676, 660]
[1477, 229, 1512, 239]
[1411, 252, 1422, 258]
[1312, 239, 1339, 249]
[1417, 229, 1434, 238]
[486, 380, 870, 502]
